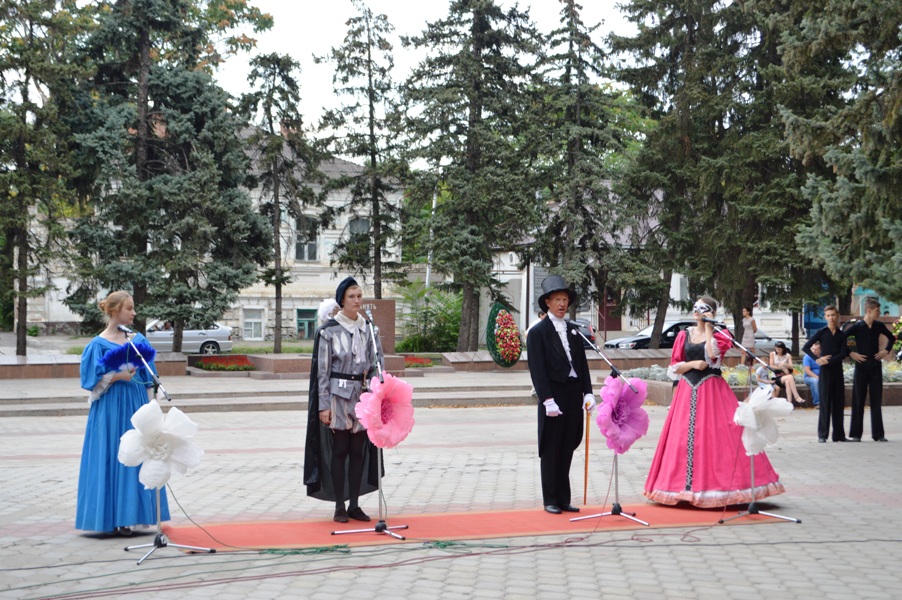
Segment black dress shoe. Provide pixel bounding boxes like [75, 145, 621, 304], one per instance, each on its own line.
[333, 507, 349, 523]
[347, 506, 371, 522]
[834, 438, 848, 442]
[544, 505, 562, 514]
[818, 438, 826, 443]
[560, 505, 580, 513]
[849, 437, 861, 442]
[875, 437, 889, 442]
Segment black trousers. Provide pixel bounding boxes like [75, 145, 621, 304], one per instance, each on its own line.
[539, 379, 584, 507]
[817, 365, 846, 441]
[850, 361, 885, 440]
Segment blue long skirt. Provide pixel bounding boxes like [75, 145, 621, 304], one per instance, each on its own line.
[75, 382, 170, 532]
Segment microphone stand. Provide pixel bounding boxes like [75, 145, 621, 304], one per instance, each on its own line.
[571, 330, 648, 525]
[118, 327, 215, 562]
[576, 330, 637, 394]
[332, 308, 408, 540]
[704, 322, 800, 525]
[119, 327, 171, 401]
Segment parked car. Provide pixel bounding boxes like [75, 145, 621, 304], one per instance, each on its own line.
[571, 318, 596, 349]
[603, 320, 695, 350]
[145, 320, 233, 354]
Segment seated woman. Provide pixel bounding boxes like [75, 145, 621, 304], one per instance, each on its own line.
[769, 341, 804, 404]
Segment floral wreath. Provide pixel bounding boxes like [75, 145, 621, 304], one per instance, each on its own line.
[486, 303, 522, 368]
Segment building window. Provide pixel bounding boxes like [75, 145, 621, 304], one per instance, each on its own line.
[349, 217, 370, 235]
[243, 308, 264, 341]
[296, 216, 317, 262]
[297, 309, 318, 340]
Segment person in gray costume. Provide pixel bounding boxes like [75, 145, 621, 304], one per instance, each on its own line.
[304, 277, 384, 523]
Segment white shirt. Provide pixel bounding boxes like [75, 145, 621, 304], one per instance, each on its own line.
[547, 313, 577, 377]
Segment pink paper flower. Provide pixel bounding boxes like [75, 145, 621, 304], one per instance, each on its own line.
[595, 376, 649, 454]
[355, 372, 415, 449]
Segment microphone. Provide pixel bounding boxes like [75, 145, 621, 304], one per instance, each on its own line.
[700, 317, 728, 327]
[364, 308, 375, 323]
[117, 324, 135, 335]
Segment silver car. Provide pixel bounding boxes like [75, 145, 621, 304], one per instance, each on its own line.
[145, 320, 233, 354]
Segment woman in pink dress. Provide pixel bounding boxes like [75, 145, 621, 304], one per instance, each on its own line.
[644, 296, 785, 508]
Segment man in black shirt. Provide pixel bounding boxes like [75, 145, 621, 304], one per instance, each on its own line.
[802, 306, 849, 443]
[844, 298, 894, 442]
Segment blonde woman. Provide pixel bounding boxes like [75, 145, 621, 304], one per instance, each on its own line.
[76, 291, 169, 535]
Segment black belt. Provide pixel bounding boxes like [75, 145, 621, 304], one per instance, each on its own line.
[330, 371, 366, 382]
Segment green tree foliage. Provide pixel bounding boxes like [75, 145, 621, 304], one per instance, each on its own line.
[66, 0, 271, 350]
[781, 0, 902, 302]
[0, 0, 89, 354]
[395, 281, 462, 353]
[316, 0, 406, 298]
[527, 0, 644, 320]
[401, 0, 543, 351]
[612, 0, 841, 345]
[239, 52, 328, 353]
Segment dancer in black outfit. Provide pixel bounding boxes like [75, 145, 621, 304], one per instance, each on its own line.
[844, 298, 895, 442]
[803, 305, 849, 443]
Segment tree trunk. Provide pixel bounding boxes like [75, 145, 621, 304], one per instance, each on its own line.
[13, 68, 30, 356]
[366, 24, 382, 300]
[648, 267, 673, 349]
[173, 321, 183, 354]
[15, 227, 28, 356]
[273, 169, 283, 353]
[457, 282, 479, 352]
[130, 25, 152, 335]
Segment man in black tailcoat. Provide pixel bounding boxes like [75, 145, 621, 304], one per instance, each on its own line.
[526, 275, 596, 514]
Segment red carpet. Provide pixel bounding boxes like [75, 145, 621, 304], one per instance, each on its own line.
[164, 503, 790, 551]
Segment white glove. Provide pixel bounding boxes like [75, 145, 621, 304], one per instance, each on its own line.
[583, 393, 597, 413]
[543, 399, 562, 417]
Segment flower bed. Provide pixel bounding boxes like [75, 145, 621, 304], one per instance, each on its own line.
[194, 355, 256, 372]
[404, 356, 434, 368]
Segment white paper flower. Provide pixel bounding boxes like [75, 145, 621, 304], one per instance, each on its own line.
[118, 400, 204, 490]
[733, 386, 794, 456]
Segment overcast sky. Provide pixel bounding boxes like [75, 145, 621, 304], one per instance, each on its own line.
[214, 0, 637, 127]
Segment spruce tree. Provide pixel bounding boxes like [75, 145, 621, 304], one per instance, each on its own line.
[401, 0, 543, 351]
[66, 0, 271, 350]
[782, 0, 902, 301]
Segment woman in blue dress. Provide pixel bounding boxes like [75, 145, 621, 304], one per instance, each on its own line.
[76, 290, 170, 535]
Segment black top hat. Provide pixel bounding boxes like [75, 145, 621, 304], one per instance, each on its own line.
[335, 276, 359, 307]
[538, 275, 577, 313]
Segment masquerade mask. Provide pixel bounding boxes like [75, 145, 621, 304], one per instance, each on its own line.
[693, 301, 713, 314]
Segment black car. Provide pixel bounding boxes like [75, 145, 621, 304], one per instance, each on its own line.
[603, 320, 695, 350]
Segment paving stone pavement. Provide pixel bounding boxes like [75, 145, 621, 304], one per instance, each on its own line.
[1, 372, 901, 599]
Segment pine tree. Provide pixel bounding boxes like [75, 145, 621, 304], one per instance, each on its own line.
[401, 0, 543, 351]
[315, 0, 405, 299]
[65, 0, 271, 350]
[238, 52, 328, 353]
[0, 0, 90, 354]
